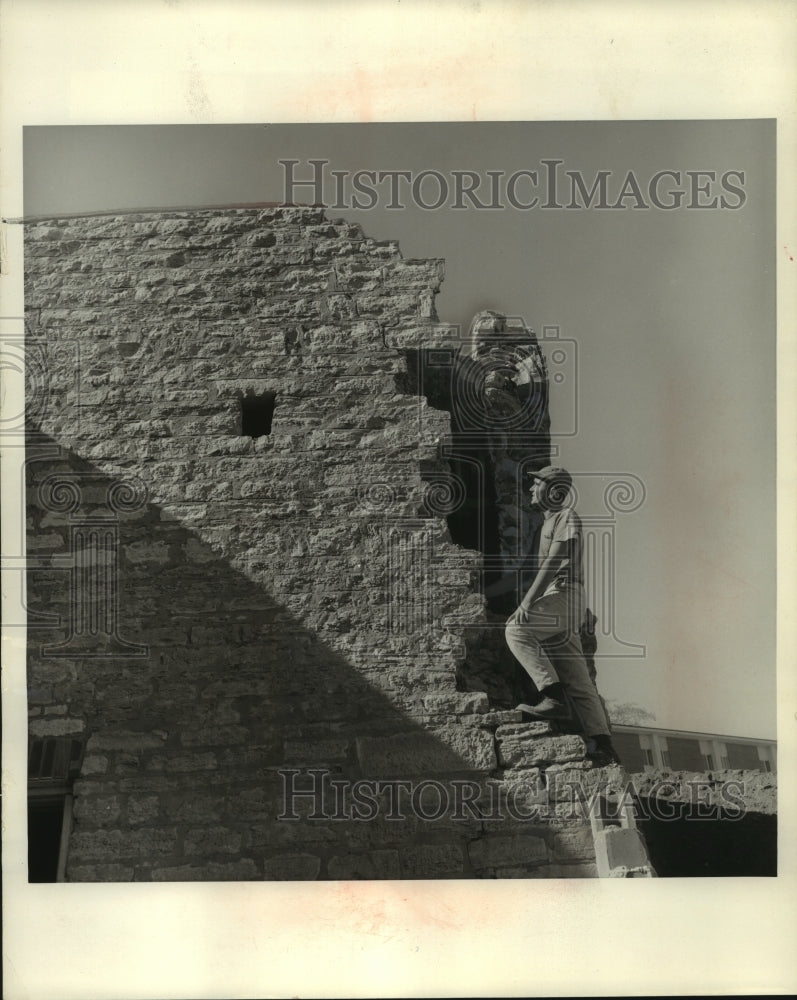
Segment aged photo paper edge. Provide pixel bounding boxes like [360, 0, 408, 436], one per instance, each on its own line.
[1, 2, 796, 997]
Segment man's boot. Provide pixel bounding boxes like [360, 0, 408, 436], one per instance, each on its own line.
[586, 733, 622, 767]
[516, 683, 572, 721]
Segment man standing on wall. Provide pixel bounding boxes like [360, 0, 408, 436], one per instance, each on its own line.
[505, 466, 620, 766]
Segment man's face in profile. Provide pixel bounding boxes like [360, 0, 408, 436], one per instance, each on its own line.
[528, 476, 544, 511]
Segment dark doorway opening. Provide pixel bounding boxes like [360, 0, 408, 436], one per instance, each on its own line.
[28, 797, 67, 883]
[636, 800, 777, 876]
[28, 735, 84, 881]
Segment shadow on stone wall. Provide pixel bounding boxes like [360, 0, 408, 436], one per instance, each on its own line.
[26, 431, 594, 881]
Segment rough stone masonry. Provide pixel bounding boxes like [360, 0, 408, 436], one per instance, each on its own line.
[24, 206, 632, 880]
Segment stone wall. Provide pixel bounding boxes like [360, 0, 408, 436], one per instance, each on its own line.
[25, 207, 607, 880]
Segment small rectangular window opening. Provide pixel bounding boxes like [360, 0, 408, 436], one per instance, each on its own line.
[240, 390, 277, 438]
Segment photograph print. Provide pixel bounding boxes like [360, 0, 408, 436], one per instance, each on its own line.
[20, 120, 776, 882]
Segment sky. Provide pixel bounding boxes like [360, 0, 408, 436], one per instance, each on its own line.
[23, 121, 776, 738]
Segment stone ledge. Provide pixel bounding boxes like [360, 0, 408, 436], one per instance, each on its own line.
[496, 720, 553, 736]
[460, 709, 525, 727]
[497, 729, 585, 769]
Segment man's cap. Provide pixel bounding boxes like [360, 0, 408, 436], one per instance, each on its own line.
[527, 465, 572, 489]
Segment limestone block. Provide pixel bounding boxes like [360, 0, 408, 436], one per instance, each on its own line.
[179, 725, 249, 748]
[68, 864, 136, 881]
[149, 753, 219, 773]
[497, 727, 585, 769]
[545, 762, 626, 806]
[536, 863, 600, 879]
[551, 825, 597, 863]
[69, 827, 177, 863]
[413, 692, 490, 716]
[86, 731, 167, 752]
[80, 755, 108, 776]
[72, 794, 122, 828]
[283, 737, 350, 763]
[29, 718, 85, 737]
[262, 853, 321, 880]
[152, 859, 259, 881]
[164, 794, 223, 824]
[184, 826, 243, 857]
[481, 771, 548, 828]
[127, 794, 160, 826]
[468, 833, 548, 871]
[327, 851, 401, 880]
[225, 786, 273, 822]
[399, 844, 465, 878]
[356, 726, 497, 777]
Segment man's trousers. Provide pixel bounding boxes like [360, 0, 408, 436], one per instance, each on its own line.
[505, 589, 611, 736]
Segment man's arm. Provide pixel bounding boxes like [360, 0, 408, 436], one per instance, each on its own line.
[519, 538, 572, 613]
